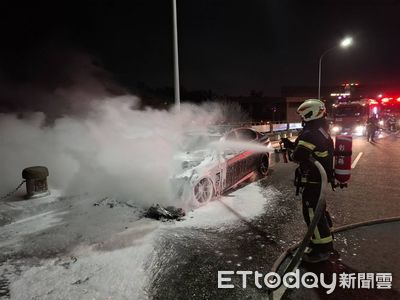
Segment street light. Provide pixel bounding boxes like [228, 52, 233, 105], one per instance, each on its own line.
[318, 36, 353, 100]
[340, 37, 353, 48]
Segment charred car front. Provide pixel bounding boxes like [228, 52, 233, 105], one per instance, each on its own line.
[173, 128, 272, 207]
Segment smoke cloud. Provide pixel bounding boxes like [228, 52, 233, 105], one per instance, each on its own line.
[0, 46, 125, 120]
[0, 96, 230, 208]
[0, 47, 252, 209]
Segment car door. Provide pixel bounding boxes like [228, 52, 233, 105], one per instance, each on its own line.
[223, 128, 259, 190]
[234, 128, 260, 175]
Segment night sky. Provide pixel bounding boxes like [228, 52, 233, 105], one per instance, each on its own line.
[1, 0, 400, 98]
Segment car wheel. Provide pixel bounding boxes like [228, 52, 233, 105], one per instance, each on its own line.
[258, 154, 269, 176]
[193, 177, 214, 206]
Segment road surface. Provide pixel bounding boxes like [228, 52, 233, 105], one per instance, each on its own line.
[1, 131, 399, 299]
[145, 131, 400, 299]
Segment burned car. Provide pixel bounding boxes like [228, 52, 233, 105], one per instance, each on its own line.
[173, 127, 272, 207]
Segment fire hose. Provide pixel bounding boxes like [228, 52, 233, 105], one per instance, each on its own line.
[266, 156, 328, 299]
[267, 152, 400, 299]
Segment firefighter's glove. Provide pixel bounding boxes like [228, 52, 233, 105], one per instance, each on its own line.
[280, 138, 294, 150]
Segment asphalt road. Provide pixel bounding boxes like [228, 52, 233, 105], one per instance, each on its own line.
[1, 131, 399, 299]
[328, 132, 400, 225]
[149, 131, 400, 299]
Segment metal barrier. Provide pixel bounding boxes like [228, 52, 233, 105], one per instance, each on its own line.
[250, 122, 301, 133]
[213, 122, 302, 133]
[250, 122, 302, 141]
[208, 122, 302, 142]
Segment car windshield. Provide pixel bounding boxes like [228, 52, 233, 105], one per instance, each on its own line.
[180, 132, 221, 153]
[335, 106, 364, 117]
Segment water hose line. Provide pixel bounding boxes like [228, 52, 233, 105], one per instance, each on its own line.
[267, 156, 328, 298]
[268, 155, 400, 299]
[283, 157, 327, 272]
[271, 216, 400, 277]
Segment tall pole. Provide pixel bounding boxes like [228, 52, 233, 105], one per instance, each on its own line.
[318, 47, 336, 100]
[172, 0, 180, 112]
[318, 56, 322, 100]
[318, 37, 353, 100]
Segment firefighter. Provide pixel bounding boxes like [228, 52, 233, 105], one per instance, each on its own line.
[281, 99, 335, 263]
[366, 115, 379, 142]
[387, 114, 397, 132]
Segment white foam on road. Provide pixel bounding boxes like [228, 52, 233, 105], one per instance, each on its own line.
[0, 210, 66, 248]
[10, 219, 159, 300]
[4, 182, 278, 299]
[174, 182, 277, 228]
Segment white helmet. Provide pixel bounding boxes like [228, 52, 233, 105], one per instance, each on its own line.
[297, 99, 326, 122]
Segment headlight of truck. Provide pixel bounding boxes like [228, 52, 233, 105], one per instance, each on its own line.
[355, 125, 364, 135]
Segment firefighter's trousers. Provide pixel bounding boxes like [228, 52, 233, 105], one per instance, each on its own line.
[367, 129, 376, 142]
[302, 183, 333, 253]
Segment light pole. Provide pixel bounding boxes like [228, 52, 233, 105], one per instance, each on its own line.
[318, 37, 353, 100]
[172, 0, 180, 111]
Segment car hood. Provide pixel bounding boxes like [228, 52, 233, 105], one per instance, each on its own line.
[173, 149, 217, 177]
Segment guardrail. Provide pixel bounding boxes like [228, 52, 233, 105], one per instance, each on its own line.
[208, 122, 302, 142]
[252, 123, 302, 139]
[251, 122, 303, 133]
[241, 122, 303, 141]
[213, 122, 302, 132]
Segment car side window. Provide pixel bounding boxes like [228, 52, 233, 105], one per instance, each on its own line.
[236, 129, 257, 141]
[225, 131, 237, 140]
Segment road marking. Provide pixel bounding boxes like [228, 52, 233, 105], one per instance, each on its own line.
[351, 152, 363, 169]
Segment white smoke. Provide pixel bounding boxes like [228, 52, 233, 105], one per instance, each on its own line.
[0, 96, 226, 208]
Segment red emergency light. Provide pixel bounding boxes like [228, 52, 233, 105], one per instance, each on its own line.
[380, 97, 400, 104]
[369, 99, 378, 105]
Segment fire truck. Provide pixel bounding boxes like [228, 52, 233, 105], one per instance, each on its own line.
[380, 97, 400, 117]
[330, 98, 379, 135]
[379, 96, 400, 131]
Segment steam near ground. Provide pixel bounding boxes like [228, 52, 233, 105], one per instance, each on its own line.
[0, 96, 234, 208]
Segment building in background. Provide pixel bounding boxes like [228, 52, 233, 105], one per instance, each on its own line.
[281, 86, 333, 122]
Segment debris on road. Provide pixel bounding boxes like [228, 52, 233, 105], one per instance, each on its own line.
[93, 197, 139, 209]
[145, 204, 185, 221]
[72, 277, 90, 285]
[54, 256, 78, 269]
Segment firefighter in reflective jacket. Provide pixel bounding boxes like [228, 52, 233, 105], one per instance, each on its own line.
[281, 99, 335, 263]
